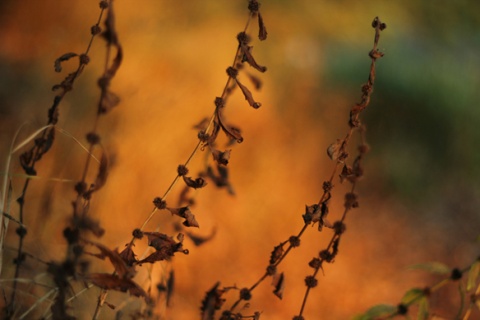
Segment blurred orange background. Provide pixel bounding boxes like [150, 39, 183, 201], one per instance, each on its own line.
[1, 1, 479, 319]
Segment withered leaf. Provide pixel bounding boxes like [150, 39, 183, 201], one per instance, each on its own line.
[327, 139, 347, 161]
[99, 90, 120, 114]
[258, 12, 268, 41]
[167, 207, 199, 228]
[85, 153, 109, 197]
[84, 240, 134, 278]
[206, 165, 235, 195]
[72, 214, 105, 237]
[303, 203, 331, 231]
[215, 108, 244, 143]
[182, 176, 207, 189]
[247, 72, 262, 90]
[185, 227, 217, 247]
[240, 43, 267, 73]
[269, 243, 285, 265]
[119, 245, 138, 267]
[339, 164, 354, 183]
[201, 282, 226, 320]
[54, 52, 78, 73]
[235, 78, 262, 109]
[86, 273, 147, 299]
[52, 71, 76, 91]
[157, 270, 175, 307]
[271, 272, 285, 299]
[211, 149, 231, 166]
[34, 127, 55, 160]
[139, 232, 188, 264]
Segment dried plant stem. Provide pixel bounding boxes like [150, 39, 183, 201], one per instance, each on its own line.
[5, 4, 108, 316]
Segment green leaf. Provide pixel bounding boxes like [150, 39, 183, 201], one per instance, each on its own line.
[408, 262, 450, 275]
[353, 304, 397, 320]
[401, 288, 424, 305]
[467, 261, 480, 291]
[417, 297, 429, 320]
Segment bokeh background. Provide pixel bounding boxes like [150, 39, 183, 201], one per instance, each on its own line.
[1, 0, 479, 319]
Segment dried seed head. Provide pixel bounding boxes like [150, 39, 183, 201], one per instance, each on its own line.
[132, 228, 144, 239]
[344, 192, 359, 209]
[323, 181, 333, 193]
[333, 221, 346, 235]
[308, 258, 321, 269]
[79, 54, 90, 65]
[319, 249, 333, 262]
[197, 130, 210, 142]
[239, 288, 252, 301]
[153, 197, 167, 209]
[226, 67, 238, 79]
[16, 226, 27, 238]
[74, 182, 87, 195]
[288, 236, 301, 247]
[86, 132, 101, 145]
[177, 165, 189, 176]
[248, 0, 260, 13]
[266, 264, 276, 275]
[91, 24, 102, 35]
[237, 32, 250, 45]
[304, 275, 318, 288]
[451, 268, 463, 280]
[397, 304, 408, 315]
[214, 97, 225, 108]
[99, 1, 109, 9]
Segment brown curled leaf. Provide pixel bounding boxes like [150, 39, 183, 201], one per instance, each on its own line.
[86, 273, 148, 299]
[258, 12, 268, 41]
[54, 52, 78, 73]
[84, 240, 134, 278]
[99, 90, 120, 114]
[239, 43, 267, 73]
[246, 72, 262, 90]
[139, 232, 189, 263]
[327, 139, 348, 161]
[119, 244, 137, 267]
[234, 78, 262, 109]
[182, 176, 207, 189]
[269, 243, 285, 265]
[215, 108, 244, 143]
[167, 207, 199, 228]
[271, 272, 285, 299]
[85, 152, 108, 197]
[211, 149, 231, 166]
[201, 282, 226, 320]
